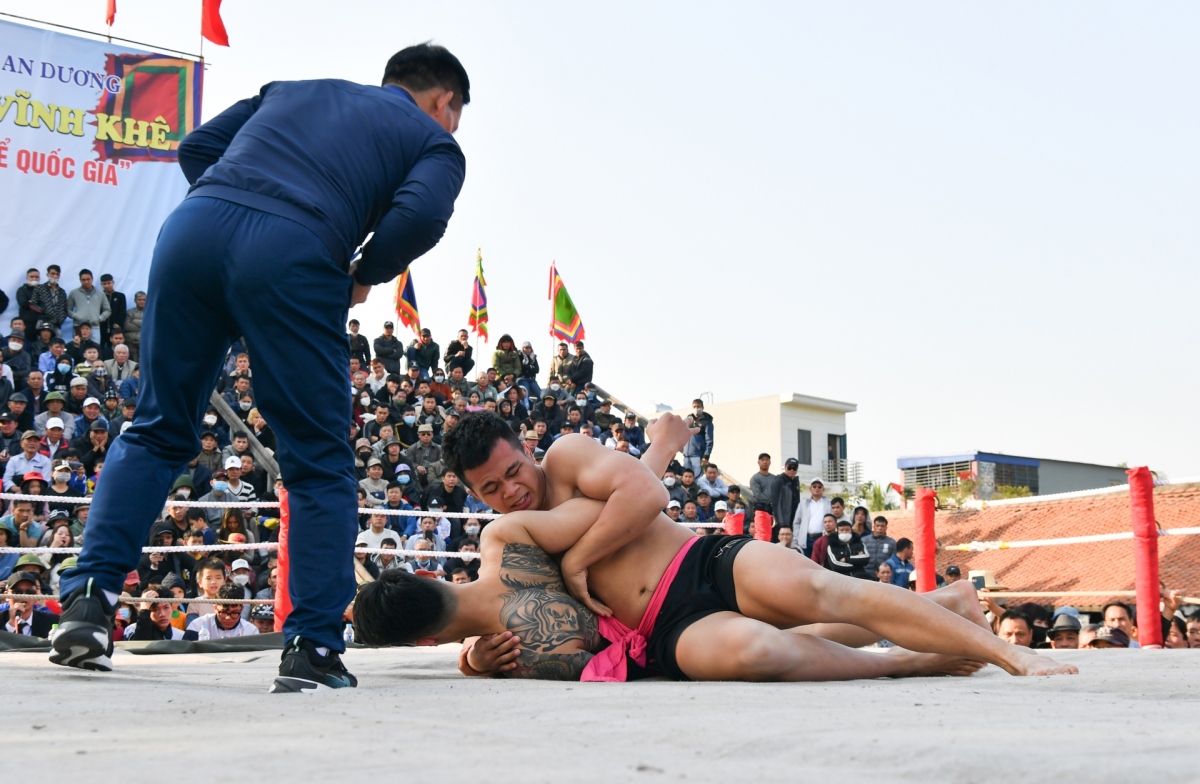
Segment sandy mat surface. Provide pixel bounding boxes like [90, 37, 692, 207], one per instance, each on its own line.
[4, 646, 1198, 782]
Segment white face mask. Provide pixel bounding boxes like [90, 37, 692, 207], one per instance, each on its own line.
[238, 401, 252, 411]
[549, 383, 560, 391]
[53, 472, 70, 483]
[663, 477, 676, 487]
[693, 408, 703, 416]
[838, 532, 852, 543]
[177, 488, 191, 499]
[464, 525, 481, 536]
[360, 396, 371, 406]
[231, 574, 250, 586]
[7, 341, 22, 353]
[203, 415, 217, 426]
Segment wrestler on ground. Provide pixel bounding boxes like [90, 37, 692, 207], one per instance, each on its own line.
[354, 413, 1078, 681]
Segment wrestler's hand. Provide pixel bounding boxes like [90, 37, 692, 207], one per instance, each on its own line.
[350, 281, 371, 306]
[560, 551, 612, 618]
[645, 413, 700, 460]
[460, 632, 522, 676]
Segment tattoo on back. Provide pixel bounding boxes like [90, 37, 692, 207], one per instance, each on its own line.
[497, 543, 601, 680]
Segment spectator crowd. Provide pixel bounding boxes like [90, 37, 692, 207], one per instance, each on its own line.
[2, 267, 1197, 652]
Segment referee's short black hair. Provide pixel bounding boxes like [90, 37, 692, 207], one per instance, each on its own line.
[382, 43, 470, 106]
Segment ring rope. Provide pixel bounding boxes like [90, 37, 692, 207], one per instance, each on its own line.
[944, 526, 1200, 552]
[0, 593, 276, 605]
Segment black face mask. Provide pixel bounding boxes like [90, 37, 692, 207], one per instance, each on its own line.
[1031, 625, 1048, 647]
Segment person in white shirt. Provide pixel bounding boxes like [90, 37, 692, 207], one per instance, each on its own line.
[791, 477, 831, 558]
[186, 582, 258, 639]
[356, 513, 397, 548]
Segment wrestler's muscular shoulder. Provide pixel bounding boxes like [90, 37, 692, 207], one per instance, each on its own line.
[497, 542, 601, 681]
[539, 434, 596, 507]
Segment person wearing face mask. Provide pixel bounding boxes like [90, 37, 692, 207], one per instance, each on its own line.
[682, 398, 714, 477]
[825, 518, 870, 579]
[226, 558, 258, 620]
[408, 537, 446, 578]
[46, 461, 84, 514]
[16, 269, 42, 335]
[394, 406, 420, 448]
[2, 329, 32, 390]
[661, 469, 689, 507]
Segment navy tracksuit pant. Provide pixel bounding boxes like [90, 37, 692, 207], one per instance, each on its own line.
[62, 196, 359, 651]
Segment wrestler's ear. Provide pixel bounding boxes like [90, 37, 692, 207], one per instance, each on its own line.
[416, 637, 439, 647]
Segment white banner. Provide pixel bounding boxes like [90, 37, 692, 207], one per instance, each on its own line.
[0, 19, 202, 337]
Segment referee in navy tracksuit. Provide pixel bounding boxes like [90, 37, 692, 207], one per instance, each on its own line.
[52, 44, 469, 691]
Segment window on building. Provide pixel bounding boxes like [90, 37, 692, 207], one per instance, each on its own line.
[991, 463, 1039, 495]
[828, 434, 846, 461]
[797, 429, 812, 465]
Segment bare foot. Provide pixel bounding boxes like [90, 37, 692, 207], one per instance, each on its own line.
[1005, 649, 1079, 676]
[945, 580, 993, 632]
[885, 647, 987, 677]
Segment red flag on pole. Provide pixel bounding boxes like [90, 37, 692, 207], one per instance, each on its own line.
[201, 0, 230, 47]
[106, 0, 117, 27]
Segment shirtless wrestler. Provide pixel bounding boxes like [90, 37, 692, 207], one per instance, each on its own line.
[353, 412, 1077, 681]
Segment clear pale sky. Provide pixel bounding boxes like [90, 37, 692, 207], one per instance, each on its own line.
[9, 1, 1198, 484]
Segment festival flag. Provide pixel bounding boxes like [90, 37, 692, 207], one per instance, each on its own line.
[393, 268, 421, 336]
[201, 0, 230, 47]
[548, 262, 585, 342]
[468, 248, 488, 342]
[106, 0, 117, 27]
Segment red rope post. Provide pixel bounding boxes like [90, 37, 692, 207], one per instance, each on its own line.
[273, 487, 293, 633]
[752, 509, 771, 541]
[723, 509, 745, 536]
[914, 488, 937, 593]
[1127, 467, 1162, 648]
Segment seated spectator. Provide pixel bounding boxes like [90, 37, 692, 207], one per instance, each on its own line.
[359, 457, 388, 506]
[356, 513, 394, 548]
[875, 562, 893, 584]
[450, 569, 472, 584]
[680, 500, 701, 526]
[696, 464, 729, 501]
[777, 527, 795, 549]
[3, 570, 58, 637]
[354, 541, 381, 580]
[664, 499, 682, 522]
[694, 490, 713, 521]
[228, 557, 256, 620]
[128, 588, 187, 641]
[1047, 613, 1081, 649]
[1086, 625, 1130, 649]
[825, 518, 870, 578]
[373, 538, 411, 574]
[186, 558, 227, 621]
[809, 514, 839, 567]
[422, 469, 467, 514]
[248, 604, 276, 634]
[997, 610, 1034, 647]
[444, 540, 481, 582]
[1103, 601, 1141, 648]
[408, 538, 446, 578]
[186, 581, 258, 639]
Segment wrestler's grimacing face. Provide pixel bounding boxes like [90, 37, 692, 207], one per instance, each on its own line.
[464, 440, 541, 514]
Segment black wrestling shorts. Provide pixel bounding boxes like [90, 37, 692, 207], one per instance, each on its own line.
[642, 534, 753, 681]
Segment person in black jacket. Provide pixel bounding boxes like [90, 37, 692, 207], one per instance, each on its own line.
[127, 587, 186, 640]
[99, 275, 127, 350]
[421, 470, 467, 513]
[566, 341, 593, 391]
[825, 519, 871, 579]
[16, 268, 42, 335]
[3, 570, 60, 637]
[442, 328, 474, 375]
[347, 319, 372, 367]
[373, 321, 403, 374]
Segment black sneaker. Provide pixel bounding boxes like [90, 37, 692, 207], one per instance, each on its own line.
[49, 578, 116, 672]
[270, 636, 358, 693]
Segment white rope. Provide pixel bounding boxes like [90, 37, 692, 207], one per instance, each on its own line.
[1, 491, 500, 518]
[357, 547, 480, 560]
[0, 593, 275, 605]
[944, 526, 1200, 552]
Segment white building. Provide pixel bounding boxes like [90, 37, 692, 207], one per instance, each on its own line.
[670, 393, 858, 489]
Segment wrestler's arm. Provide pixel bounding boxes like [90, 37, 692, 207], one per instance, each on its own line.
[549, 415, 697, 614]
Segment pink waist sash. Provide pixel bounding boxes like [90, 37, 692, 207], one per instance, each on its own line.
[579, 535, 700, 682]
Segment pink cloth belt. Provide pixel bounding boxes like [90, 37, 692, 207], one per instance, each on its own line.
[579, 535, 700, 682]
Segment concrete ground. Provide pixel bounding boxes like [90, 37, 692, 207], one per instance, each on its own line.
[4, 646, 1198, 782]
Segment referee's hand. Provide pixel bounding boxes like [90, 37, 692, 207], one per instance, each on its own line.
[350, 282, 371, 306]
